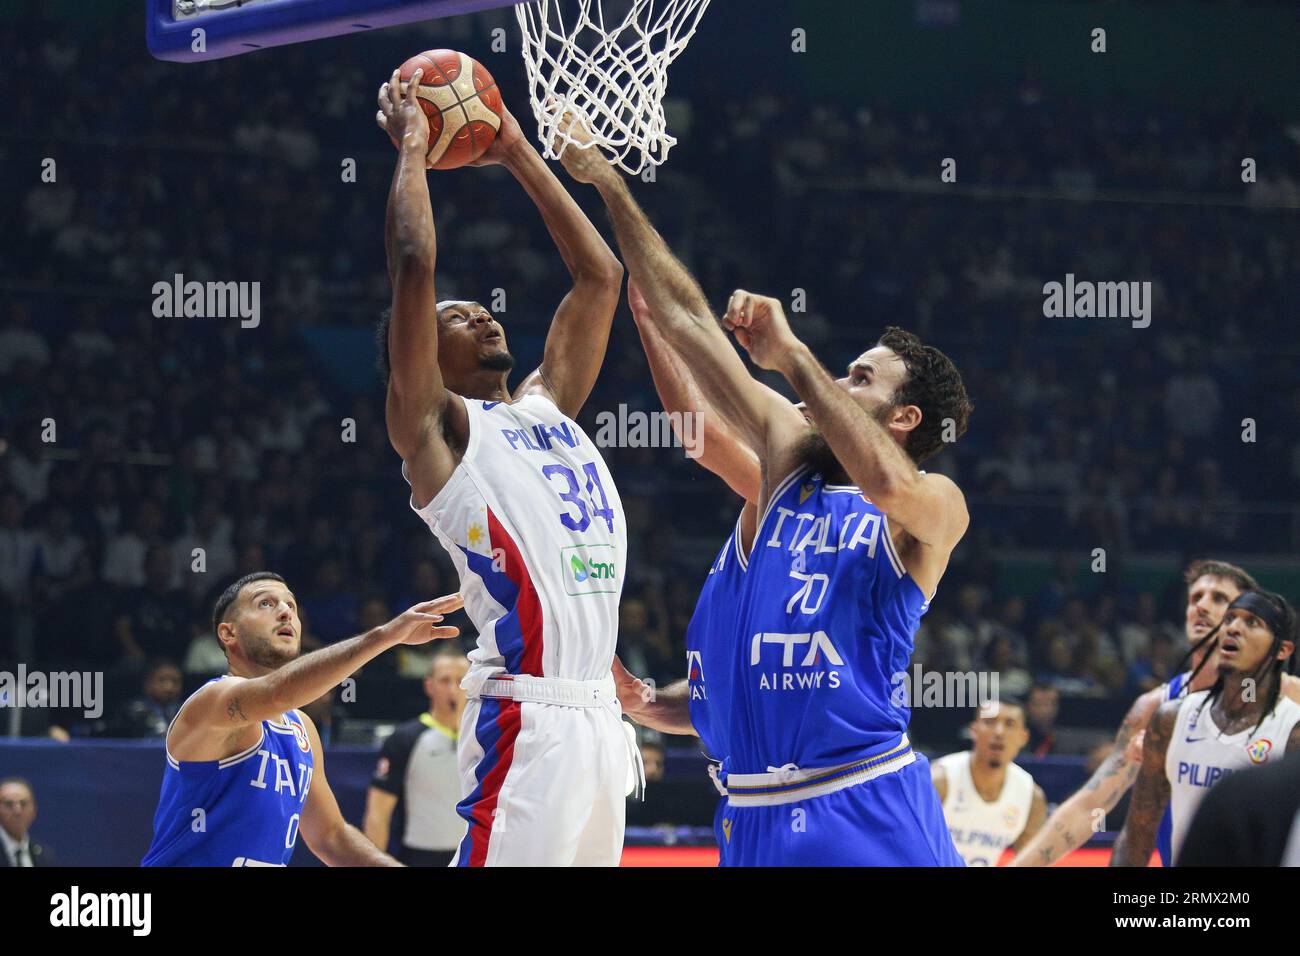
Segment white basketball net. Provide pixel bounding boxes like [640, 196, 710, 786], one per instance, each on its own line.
[515, 0, 711, 174]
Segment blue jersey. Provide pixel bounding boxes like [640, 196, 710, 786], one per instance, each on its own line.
[142, 679, 315, 867]
[685, 511, 748, 764]
[724, 467, 930, 773]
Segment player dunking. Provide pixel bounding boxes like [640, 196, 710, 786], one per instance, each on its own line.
[932, 698, 1048, 866]
[565, 147, 974, 864]
[376, 75, 634, 866]
[142, 572, 461, 866]
[1111, 588, 1300, 866]
[1010, 560, 1300, 866]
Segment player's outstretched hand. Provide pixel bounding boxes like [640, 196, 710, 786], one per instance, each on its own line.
[466, 102, 525, 167]
[379, 593, 463, 646]
[555, 110, 615, 186]
[722, 288, 799, 372]
[612, 654, 654, 721]
[377, 67, 431, 161]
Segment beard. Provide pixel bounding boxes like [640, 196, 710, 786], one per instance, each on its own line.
[794, 403, 895, 481]
[793, 429, 844, 480]
[243, 634, 299, 670]
[480, 350, 516, 372]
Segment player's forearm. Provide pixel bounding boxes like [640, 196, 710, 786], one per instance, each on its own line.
[253, 629, 400, 720]
[631, 680, 697, 736]
[594, 176, 713, 338]
[1010, 754, 1139, 866]
[634, 309, 759, 498]
[1109, 787, 1164, 867]
[780, 344, 918, 500]
[319, 822, 402, 867]
[1010, 794, 1099, 867]
[362, 802, 394, 850]
[386, 142, 437, 279]
[504, 143, 622, 283]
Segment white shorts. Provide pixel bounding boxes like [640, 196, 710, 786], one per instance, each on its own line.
[450, 675, 630, 867]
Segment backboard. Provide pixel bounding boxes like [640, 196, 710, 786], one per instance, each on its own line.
[147, 0, 517, 62]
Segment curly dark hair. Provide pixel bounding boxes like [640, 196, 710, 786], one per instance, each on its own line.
[876, 326, 973, 464]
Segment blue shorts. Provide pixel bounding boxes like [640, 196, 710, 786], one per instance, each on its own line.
[717, 753, 965, 867]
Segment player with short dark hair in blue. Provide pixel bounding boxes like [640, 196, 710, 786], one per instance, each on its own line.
[576, 140, 974, 864]
[142, 571, 462, 866]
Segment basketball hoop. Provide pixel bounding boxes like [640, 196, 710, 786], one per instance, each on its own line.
[515, 0, 711, 175]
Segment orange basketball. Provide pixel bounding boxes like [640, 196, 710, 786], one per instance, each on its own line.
[391, 49, 503, 170]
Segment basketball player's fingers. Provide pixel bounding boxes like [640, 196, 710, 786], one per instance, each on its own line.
[421, 593, 465, 615]
[404, 625, 461, 645]
[412, 595, 463, 615]
[405, 69, 423, 105]
[611, 654, 631, 683]
[378, 83, 391, 115]
[387, 68, 402, 109]
[376, 111, 388, 131]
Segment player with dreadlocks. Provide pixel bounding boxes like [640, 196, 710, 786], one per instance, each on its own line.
[1111, 588, 1300, 866]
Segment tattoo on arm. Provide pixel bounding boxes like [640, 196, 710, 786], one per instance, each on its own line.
[227, 697, 248, 723]
[1111, 703, 1175, 866]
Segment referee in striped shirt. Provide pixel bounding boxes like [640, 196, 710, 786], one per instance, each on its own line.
[364, 651, 470, 866]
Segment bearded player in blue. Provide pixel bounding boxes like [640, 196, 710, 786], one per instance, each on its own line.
[571, 152, 973, 864]
[142, 572, 461, 866]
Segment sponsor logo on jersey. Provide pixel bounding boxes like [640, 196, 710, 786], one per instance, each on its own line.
[561, 544, 619, 595]
[750, 630, 844, 691]
[687, 649, 707, 700]
[290, 720, 311, 753]
[1247, 738, 1273, 764]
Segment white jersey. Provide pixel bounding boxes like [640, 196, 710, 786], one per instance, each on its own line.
[1165, 689, 1300, 864]
[935, 750, 1035, 866]
[406, 394, 627, 693]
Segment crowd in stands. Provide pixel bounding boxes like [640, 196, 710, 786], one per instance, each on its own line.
[3, 13, 1299, 740]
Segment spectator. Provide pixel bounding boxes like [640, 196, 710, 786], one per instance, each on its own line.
[110, 659, 184, 738]
[363, 651, 470, 866]
[0, 778, 55, 867]
[1024, 685, 1060, 757]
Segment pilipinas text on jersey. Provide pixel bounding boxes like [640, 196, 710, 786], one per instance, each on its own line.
[720, 467, 932, 772]
[142, 681, 315, 867]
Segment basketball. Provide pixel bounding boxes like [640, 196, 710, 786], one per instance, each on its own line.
[390, 49, 503, 169]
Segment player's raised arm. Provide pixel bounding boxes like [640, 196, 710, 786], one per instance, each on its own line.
[629, 279, 762, 502]
[1009, 687, 1158, 866]
[725, 290, 969, 553]
[299, 714, 402, 866]
[377, 68, 448, 463]
[557, 133, 805, 463]
[472, 108, 623, 418]
[174, 596, 462, 743]
[1109, 700, 1179, 866]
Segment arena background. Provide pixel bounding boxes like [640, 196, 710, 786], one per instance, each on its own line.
[1, 0, 1299, 866]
